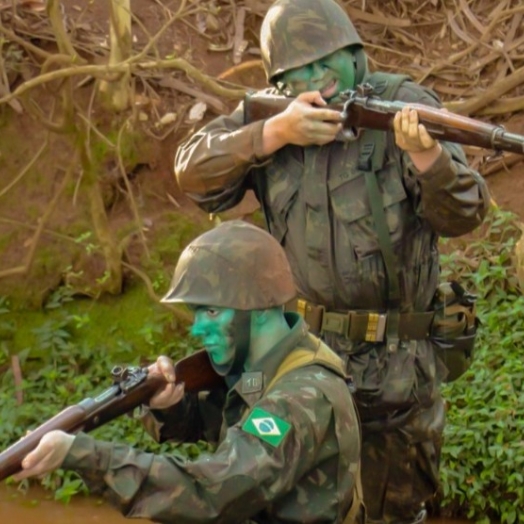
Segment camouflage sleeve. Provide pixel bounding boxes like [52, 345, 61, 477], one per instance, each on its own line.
[397, 82, 491, 237]
[139, 393, 203, 443]
[61, 371, 338, 523]
[174, 90, 275, 214]
[140, 389, 227, 444]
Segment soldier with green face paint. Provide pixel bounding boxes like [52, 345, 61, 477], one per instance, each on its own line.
[14, 220, 363, 524]
[174, 0, 491, 523]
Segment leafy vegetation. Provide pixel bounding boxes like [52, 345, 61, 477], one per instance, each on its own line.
[438, 206, 524, 523]
[0, 282, 211, 503]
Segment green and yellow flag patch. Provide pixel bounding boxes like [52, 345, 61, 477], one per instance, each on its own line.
[242, 407, 291, 447]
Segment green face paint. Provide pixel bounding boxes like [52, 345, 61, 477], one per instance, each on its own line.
[279, 48, 356, 101]
[191, 307, 236, 367]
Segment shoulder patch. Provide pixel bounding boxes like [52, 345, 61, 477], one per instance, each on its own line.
[242, 407, 291, 447]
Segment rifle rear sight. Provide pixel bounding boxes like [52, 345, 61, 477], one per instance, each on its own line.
[111, 365, 149, 393]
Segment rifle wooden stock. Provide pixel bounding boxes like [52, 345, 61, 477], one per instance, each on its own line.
[0, 349, 222, 481]
[244, 90, 524, 155]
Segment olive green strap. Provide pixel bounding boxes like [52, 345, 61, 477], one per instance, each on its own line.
[358, 136, 401, 351]
[343, 460, 365, 524]
[354, 73, 411, 351]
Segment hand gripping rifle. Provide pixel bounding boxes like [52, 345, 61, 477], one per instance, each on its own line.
[0, 350, 223, 481]
[244, 84, 524, 154]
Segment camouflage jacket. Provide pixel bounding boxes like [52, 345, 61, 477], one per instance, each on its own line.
[62, 314, 361, 523]
[175, 77, 490, 316]
[175, 77, 490, 410]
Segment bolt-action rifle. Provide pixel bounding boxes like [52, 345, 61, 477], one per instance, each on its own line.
[0, 350, 223, 481]
[244, 84, 524, 154]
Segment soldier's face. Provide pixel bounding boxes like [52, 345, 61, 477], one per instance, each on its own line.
[191, 306, 236, 367]
[279, 48, 356, 101]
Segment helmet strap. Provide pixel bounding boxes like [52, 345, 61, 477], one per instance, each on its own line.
[353, 47, 368, 86]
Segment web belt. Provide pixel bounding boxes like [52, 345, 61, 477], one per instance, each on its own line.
[287, 298, 434, 343]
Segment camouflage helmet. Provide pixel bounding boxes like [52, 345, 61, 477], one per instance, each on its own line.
[161, 220, 296, 310]
[260, 0, 364, 83]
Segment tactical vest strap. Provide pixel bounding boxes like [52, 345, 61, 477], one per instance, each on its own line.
[265, 336, 346, 392]
[343, 459, 365, 524]
[357, 72, 411, 351]
[361, 144, 401, 350]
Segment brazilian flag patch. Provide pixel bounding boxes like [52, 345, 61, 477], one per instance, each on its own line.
[242, 407, 291, 447]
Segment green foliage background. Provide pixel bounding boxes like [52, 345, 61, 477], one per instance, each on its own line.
[1, 207, 523, 520]
[438, 207, 524, 523]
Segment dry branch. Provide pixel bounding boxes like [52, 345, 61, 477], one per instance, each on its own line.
[0, 156, 75, 279]
[0, 59, 246, 107]
[0, 137, 48, 197]
[98, 0, 132, 111]
[11, 355, 24, 406]
[449, 65, 524, 115]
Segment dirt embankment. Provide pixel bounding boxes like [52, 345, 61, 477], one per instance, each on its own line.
[1, 0, 524, 306]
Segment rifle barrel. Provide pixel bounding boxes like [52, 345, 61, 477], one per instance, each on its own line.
[243, 92, 524, 155]
[348, 97, 524, 154]
[0, 350, 222, 482]
[0, 405, 89, 481]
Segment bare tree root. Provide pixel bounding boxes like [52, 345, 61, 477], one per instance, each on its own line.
[0, 155, 76, 279]
[98, 0, 132, 111]
[0, 25, 53, 61]
[0, 137, 49, 197]
[116, 115, 150, 259]
[78, 137, 123, 296]
[0, 58, 246, 108]
[46, 0, 81, 60]
[0, 216, 77, 243]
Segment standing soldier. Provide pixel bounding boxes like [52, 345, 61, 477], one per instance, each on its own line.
[174, 0, 490, 523]
[15, 220, 363, 524]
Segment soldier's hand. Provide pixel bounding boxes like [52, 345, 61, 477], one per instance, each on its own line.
[393, 106, 437, 153]
[274, 91, 343, 146]
[283, 91, 343, 145]
[148, 355, 185, 410]
[13, 430, 75, 481]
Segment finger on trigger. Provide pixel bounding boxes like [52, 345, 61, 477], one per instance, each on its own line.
[147, 362, 159, 374]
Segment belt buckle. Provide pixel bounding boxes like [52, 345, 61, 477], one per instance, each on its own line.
[321, 310, 349, 337]
[297, 299, 325, 335]
[365, 313, 387, 342]
[296, 298, 307, 318]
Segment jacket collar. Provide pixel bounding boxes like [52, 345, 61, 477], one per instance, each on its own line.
[230, 312, 309, 407]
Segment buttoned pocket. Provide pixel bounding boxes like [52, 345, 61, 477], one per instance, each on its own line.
[328, 164, 410, 259]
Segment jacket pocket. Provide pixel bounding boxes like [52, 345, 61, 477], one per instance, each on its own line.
[349, 341, 437, 417]
[328, 164, 409, 258]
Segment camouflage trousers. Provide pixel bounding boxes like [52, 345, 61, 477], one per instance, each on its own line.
[359, 396, 445, 523]
[323, 334, 446, 524]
